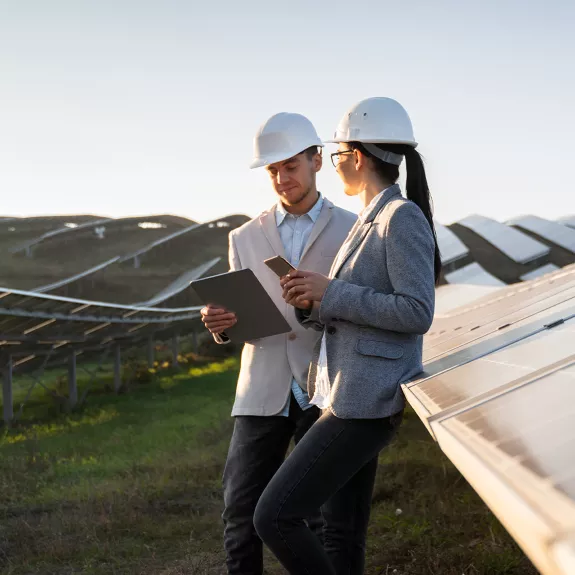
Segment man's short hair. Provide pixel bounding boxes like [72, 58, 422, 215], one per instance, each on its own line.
[303, 146, 321, 160]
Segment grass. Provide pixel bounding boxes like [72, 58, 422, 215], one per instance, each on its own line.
[0, 357, 538, 575]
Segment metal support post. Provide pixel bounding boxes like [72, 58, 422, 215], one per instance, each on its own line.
[114, 344, 122, 393]
[147, 336, 155, 369]
[191, 330, 198, 354]
[172, 335, 179, 367]
[68, 351, 78, 408]
[2, 356, 13, 426]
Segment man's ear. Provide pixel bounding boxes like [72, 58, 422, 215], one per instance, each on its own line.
[312, 150, 323, 173]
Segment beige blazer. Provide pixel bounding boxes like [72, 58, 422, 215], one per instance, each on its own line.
[219, 197, 356, 416]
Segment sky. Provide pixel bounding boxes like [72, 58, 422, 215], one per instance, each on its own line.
[1, 0, 574, 225]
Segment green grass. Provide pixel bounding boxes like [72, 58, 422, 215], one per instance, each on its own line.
[0, 359, 538, 575]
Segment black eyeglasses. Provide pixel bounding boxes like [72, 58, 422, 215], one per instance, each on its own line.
[330, 150, 355, 168]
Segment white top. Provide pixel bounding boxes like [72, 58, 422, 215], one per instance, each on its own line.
[311, 188, 390, 409]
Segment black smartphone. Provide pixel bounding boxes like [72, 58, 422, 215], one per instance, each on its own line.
[263, 255, 296, 277]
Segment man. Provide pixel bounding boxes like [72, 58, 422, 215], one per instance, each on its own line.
[201, 112, 356, 575]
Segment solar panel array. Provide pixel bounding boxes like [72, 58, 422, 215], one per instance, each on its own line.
[442, 214, 575, 285]
[0, 285, 203, 423]
[458, 214, 550, 264]
[403, 264, 575, 575]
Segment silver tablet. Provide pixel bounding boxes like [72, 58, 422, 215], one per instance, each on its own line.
[190, 268, 291, 343]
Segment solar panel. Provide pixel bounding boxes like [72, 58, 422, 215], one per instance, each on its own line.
[409, 316, 575, 419]
[444, 262, 506, 286]
[423, 290, 575, 364]
[396, 261, 575, 575]
[520, 263, 560, 281]
[136, 257, 221, 306]
[434, 221, 470, 265]
[0, 286, 201, 360]
[458, 215, 550, 263]
[434, 284, 503, 316]
[431, 361, 575, 575]
[508, 215, 575, 253]
[427, 265, 575, 338]
[558, 216, 575, 229]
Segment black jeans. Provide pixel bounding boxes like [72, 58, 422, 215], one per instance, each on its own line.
[253, 409, 403, 575]
[222, 394, 321, 575]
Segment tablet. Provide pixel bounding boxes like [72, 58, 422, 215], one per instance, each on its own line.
[189, 268, 291, 343]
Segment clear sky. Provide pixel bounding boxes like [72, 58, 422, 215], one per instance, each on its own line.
[1, 0, 574, 225]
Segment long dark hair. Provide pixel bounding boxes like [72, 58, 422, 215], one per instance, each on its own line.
[349, 142, 442, 284]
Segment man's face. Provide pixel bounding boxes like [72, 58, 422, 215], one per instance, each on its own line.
[265, 150, 321, 207]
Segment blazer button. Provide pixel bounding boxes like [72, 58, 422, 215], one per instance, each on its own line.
[288, 333, 297, 341]
[327, 326, 337, 335]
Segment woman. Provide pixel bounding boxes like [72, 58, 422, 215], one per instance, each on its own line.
[253, 97, 441, 574]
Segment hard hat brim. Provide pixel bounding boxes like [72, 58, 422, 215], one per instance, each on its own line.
[324, 137, 418, 148]
[250, 144, 324, 169]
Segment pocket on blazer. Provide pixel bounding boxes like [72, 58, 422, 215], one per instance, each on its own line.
[355, 339, 404, 359]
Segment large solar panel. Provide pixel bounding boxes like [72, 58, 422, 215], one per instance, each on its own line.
[0, 286, 201, 360]
[434, 284, 503, 316]
[401, 265, 575, 575]
[508, 215, 575, 253]
[408, 315, 575, 421]
[136, 257, 221, 306]
[444, 262, 506, 286]
[9, 218, 113, 254]
[427, 265, 575, 339]
[435, 221, 470, 265]
[558, 215, 575, 229]
[520, 263, 560, 281]
[432, 362, 575, 575]
[458, 215, 550, 263]
[34, 257, 121, 292]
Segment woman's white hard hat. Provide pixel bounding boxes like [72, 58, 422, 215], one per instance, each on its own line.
[326, 97, 418, 148]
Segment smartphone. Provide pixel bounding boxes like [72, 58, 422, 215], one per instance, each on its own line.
[264, 255, 296, 277]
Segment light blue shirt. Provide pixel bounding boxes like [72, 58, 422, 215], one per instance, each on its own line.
[276, 194, 324, 417]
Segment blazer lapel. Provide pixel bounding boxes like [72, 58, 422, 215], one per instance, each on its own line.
[299, 199, 333, 263]
[330, 185, 402, 277]
[330, 221, 372, 277]
[259, 209, 286, 258]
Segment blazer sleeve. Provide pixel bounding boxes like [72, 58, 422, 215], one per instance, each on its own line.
[319, 202, 435, 334]
[213, 231, 241, 345]
[295, 304, 324, 331]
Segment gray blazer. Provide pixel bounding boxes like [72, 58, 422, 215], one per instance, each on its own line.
[297, 185, 435, 419]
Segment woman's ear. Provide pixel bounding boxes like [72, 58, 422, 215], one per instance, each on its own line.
[354, 149, 365, 171]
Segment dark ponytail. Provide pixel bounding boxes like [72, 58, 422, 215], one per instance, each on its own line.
[349, 142, 442, 284]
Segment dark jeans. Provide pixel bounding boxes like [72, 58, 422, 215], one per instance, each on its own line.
[222, 394, 321, 575]
[253, 409, 403, 575]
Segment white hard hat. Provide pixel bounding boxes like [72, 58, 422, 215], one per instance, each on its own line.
[326, 97, 418, 148]
[250, 112, 323, 169]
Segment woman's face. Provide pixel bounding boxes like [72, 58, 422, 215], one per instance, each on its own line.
[334, 144, 361, 196]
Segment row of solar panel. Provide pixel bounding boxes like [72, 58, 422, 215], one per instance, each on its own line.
[403, 263, 575, 575]
[437, 214, 575, 286]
